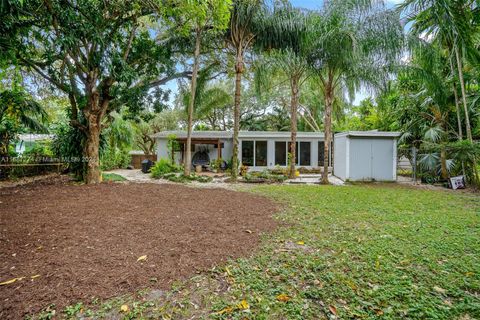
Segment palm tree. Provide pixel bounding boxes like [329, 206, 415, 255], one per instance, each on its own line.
[0, 89, 48, 159]
[169, 0, 231, 175]
[225, 0, 264, 180]
[308, 1, 403, 184]
[401, 0, 480, 142]
[255, 5, 311, 178]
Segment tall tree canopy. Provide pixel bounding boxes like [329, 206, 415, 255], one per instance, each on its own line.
[1, 0, 179, 183]
[255, 3, 311, 178]
[308, 0, 404, 183]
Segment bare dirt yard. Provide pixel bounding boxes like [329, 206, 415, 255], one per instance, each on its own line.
[0, 176, 278, 319]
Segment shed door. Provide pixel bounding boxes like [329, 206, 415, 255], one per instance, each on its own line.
[349, 139, 373, 180]
[349, 138, 394, 181]
[371, 139, 394, 180]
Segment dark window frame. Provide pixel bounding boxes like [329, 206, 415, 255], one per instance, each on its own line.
[255, 140, 268, 166]
[275, 141, 288, 166]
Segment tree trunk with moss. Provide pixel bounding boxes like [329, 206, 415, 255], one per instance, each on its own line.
[231, 50, 243, 180]
[289, 75, 299, 179]
[184, 28, 202, 176]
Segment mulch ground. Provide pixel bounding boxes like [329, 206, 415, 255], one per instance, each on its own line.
[0, 176, 278, 319]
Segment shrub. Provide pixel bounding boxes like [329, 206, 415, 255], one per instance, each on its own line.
[51, 122, 87, 180]
[23, 140, 53, 159]
[243, 170, 287, 183]
[150, 158, 181, 178]
[100, 147, 131, 171]
[101, 172, 126, 182]
[240, 165, 248, 176]
[163, 173, 212, 183]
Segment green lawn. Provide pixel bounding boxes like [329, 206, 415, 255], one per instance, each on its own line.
[208, 185, 479, 319]
[101, 172, 127, 182]
[57, 184, 480, 319]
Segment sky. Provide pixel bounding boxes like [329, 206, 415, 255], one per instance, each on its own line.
[165, 0, 407, 107]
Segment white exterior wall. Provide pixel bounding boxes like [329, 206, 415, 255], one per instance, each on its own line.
[333, 135, 347, 180]
[157, 139, 169, 160]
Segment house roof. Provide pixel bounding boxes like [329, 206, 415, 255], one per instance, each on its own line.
[152, 131, 233, 139]
[334, 131, 401, 138]
[152, 130, 325, 139]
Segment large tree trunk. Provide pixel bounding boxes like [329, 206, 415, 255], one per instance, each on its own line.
[84, 117, 101, 184]
[449, 56, 463, 139]
[289, 75, 299, 179]
[231, 50, 243, 181]
[454, 46, 472, 142]
[452, 84, 463, 139]
[184, 28, 201, 176]
[440, 146, 448, 180]
[321, 87, 333, 185]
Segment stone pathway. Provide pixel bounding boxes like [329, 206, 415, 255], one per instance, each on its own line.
[286, 174, 345, 185]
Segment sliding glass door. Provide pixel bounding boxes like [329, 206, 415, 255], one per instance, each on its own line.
[274, 141, 311, 166]
[275, 141, 287, 166]
[241, 140, 267, 167]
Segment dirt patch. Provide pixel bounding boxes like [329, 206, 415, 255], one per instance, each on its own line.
[0, 176, 278, 319]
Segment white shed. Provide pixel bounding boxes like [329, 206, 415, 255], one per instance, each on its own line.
[333, 131, 401, 182]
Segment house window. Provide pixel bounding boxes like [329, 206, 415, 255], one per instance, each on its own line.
[275, 141, 287, 166]
[255, 141, 268, 166]
[288, 142, 299, 165]
[318, 141, 332, 166]
[318, 141, 325, 166]
[242, 141, 254, 166]
[299, 142, 311, 166]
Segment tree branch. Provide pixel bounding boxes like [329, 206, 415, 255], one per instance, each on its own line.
[145, 71, 193, 89]
[20, 57, 69, 93]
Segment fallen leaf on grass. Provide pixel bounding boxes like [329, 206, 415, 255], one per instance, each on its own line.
[433, 286, 446, 294]
[215, 300, 249, 315]
[297, 241, 305, 245]
[329, 305, 337, 315]
[136, 255, 147, 262]
[276, 293, 291, 302]
[215, 306, 234, 315]
[120, 304, 129, 313]
[237, 299, 249, 310]
[0, 277, 25, 286]
[375, 309, 384, 316]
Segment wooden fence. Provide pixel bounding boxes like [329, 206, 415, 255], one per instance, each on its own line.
[130, 154, 157, 169]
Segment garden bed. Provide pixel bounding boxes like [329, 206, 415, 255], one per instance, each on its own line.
[0, 176, 278, 318]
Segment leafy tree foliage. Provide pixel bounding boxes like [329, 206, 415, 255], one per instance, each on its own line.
[1, 0, 179, 183]
[0, 88, 48, 160]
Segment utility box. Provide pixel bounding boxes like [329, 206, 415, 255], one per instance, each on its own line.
[334, 131, 401, 182]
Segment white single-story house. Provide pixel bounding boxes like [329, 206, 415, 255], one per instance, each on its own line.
[333, 131, 401, 181]
[153, 130, 402, 181]
[153, 130, 332, 171]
